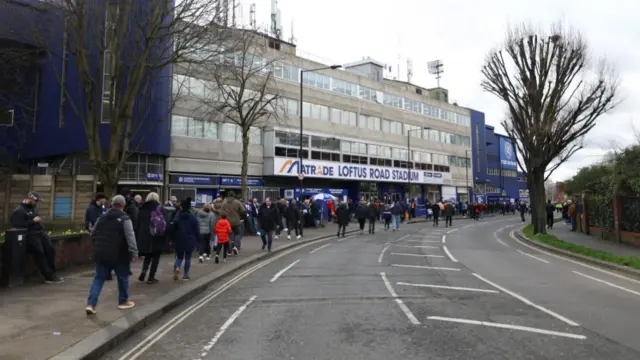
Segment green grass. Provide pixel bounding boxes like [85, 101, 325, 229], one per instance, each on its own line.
[522, 224, 640, 270]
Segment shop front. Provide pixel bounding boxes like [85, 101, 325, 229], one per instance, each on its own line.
[168, 174, 219, 205]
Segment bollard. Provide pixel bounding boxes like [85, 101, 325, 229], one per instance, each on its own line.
[1, 228, 28, 288]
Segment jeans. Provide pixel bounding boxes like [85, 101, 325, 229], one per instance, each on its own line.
[141, 252, 161, 279]
[174, 251, 192, 275]
[392, 215, 401, 230]
[199, 234, 212, 256]
[232, 223, 244, 249]
[368, 217, 376, 233]
[248, 217, 258, 234]
[570, 216, 577, 231]
[87, 262, 130, 306]
[260, 230, 274, 250]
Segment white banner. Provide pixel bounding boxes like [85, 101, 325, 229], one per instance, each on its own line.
[273, 157, 450, 185]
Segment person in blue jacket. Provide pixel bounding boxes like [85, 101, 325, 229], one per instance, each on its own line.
[171, 198, 199, 281]
[85, 193, 107, 231]
[390, 201, 403, 231]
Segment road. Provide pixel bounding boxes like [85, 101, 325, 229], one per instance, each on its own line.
[102, 216, 640, 360]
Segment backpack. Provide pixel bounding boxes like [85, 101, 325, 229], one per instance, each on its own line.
[150, 205, 167, 236]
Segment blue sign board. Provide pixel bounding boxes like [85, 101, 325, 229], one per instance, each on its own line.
[220, 177, 264, 187]
[499, 137, 517, 170]
[170, 175, 218, 185]
[146, 173, 164, 181]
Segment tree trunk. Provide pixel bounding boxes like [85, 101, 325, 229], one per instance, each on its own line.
[530, 169, 547, 235]
[527, 174, 535, 226]
[240, 132, 250, 202]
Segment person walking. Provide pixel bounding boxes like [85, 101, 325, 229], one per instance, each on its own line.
[10, 191, 63, 284]
[519, 201, 527, 222]
[390, 201, 402, 231]
[221, 191, 247, 255]
[444, 201, 454, 227]
[258, 198, 280, 252]
[368, 200, 380, 234]
[286, 199, 303, 239]
[85, 193, 107, 231]
[172, 199, 199, 280]
[546, 200, 555, 229]
[355, 201, 368, 234]
[336, 201, 350, 237]
[382, 203, 392, 230]
[568, 200, 578, 231]
[85, 195, 138, 314]
[197, 204, 216, 262]
[213, 213, 232, 263]
[136, 192, 168, 284]
[431, 201, 441, 227]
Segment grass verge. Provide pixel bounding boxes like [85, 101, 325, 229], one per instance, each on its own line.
[522, 224, 640, 270]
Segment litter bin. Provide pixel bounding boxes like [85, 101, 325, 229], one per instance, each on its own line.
[1, 228, 28, 288]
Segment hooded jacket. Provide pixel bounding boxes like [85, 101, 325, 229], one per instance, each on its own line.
[221, 196, 246, 228]
[172, 210, 200, 253]
[197, 210, 216, 236]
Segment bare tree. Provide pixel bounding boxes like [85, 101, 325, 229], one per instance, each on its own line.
[194, 29, 284, 199]
[26, 0, 231, 196]
[481, 23, 619, 234]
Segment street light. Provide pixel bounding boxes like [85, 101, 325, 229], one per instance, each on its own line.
[299, 64, 342, 201]
[406, 126, 431, 202]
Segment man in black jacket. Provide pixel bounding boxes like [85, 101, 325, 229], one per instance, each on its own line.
[367, 200, 380, 234]
[10, 191, 63, 284]
[85, 195, 138, 315]
[85, 193, 107, 231]
[286, 199, 303, 239]
[120, 188, 139, 230]
[258, 198, 280, 251]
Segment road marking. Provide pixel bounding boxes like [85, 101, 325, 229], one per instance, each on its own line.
[391, 253, 445, 258]
[309, 243, 331, 254]
[378, 245, 390, 264]
[407, 240, 440, 243]
[442, 245, 458, 262]
[495, 237, 509, 247]
[573, 271, 640, 297]
[197, 296, 257, 359]
[397, 282, 498, 293]
[391, 264, 461, 271]
[472, 273, 579, 326]
[447, 228, 458, 234]
[119, 238, 327, 360]
[509, 231, 640, 286]
[392, 234, 412, 243]
[337, 235, 356, 242]
[442, 235, 446, 243]
[391, 244, 439, 249]
[270, 259, 301, 283]
[517, 249, 550, 264]
[380, 272, 420, 325]
[426, 316, 586, 340]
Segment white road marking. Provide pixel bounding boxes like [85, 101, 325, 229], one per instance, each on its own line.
[447, 228, 458, 234]
[407, 240, 440, 243]
[443, 245, 458, 262]
[517, 249, 550, 264]
[472, 273, 580, 326]
[509, 231, 640, 286]
[197, 296, 257, 359]
[378, 245, 390, 264]
[573, 271, 640, 297]
[337, 235, 356, 242]
[442, 235, 446, 243]
[391, 234, 412, 243]
[397, 282, 498, 293]
[426, 316, 586, 340]
[391, 264, 461, 271]
[495, 238, 509, 247]
[270, 259, 301, 283]
[390, 253, 445, 258]
[380, 272, 420, 325]
[391, 244, 439, 249]
[119, 239, 327, 360]
[309, 243, 331, 254]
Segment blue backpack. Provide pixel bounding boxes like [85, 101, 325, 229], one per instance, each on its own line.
[150, 205, 167, 236]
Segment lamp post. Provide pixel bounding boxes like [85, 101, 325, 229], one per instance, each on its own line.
[406, 127, 430, 202]
[299, 65, 342, 201]
[465, 149, 470, 204]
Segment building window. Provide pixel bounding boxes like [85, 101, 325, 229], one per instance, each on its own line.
[171, 115, 189, 136]
[276, 131, 309, 147]
[188, 118, 204, 137]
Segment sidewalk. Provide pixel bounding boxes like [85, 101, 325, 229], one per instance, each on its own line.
[0, 225, 343, 360]
[549, 222, 640, 258]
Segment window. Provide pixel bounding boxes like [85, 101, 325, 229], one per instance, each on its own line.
[392, 148, 407, 160]
[331, 108, 341, 124]
[426, 129, 440, 142]
[383, 93, 402, 109]
[171, 115, 189, 136]
[311, 136, 340, 151]
[220, 123, 239, 142]
[404, 124, 423, 138]
[188, 118, 204, 137]
[359, 85, 378, 102]
[360, 115, 380, 131]
[249, 127, 262, 145]
[276, 131, 309, 147]
[204, 121, 218, 140]
[0, 109, 14, 126]
[285, 98, 298, 116]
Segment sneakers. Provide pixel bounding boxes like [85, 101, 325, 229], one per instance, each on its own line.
[199, 256, 204, 263]
[223, 257, 227, 263]
[256, 231, 261, 236]
[117, 301, 135, 310]
[173, 267, 179, 281]
[85, 305, 96, 315]
[206, 256, 211, 261]
[287, 235, 291, 240]
[296, 235, 301, 240]
[283, 228, 288, 232]
[233, 247, 239, 255]
[274, 235, 279, 239]
[45, 275, 64, 284]
[146, 278, 158, 284]
[215, 255, 220, 264]
[182, 275, 190, 281]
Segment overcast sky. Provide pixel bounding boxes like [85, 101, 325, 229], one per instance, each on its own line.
[237, 0, 638, 181]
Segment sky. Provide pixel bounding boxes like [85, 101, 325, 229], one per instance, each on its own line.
[234, 0, 639, 181]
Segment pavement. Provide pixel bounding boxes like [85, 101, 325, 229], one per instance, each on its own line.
[98, 214, 640, 360]
[0, 225, 351, 360]
[549, 221, 640, 258]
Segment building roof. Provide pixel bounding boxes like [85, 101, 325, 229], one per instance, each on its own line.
[343, 56, 386, 69]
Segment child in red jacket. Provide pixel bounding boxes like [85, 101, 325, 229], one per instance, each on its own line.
[214, 213, 232, 263]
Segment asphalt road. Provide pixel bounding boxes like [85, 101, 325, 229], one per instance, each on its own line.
[102, 215, 640, 360]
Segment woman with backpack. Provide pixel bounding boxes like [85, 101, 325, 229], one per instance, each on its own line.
[135, 192, 168, 284]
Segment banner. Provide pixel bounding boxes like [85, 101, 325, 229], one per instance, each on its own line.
[499, 137, 517, 170]
[273, 157, 450, 185]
